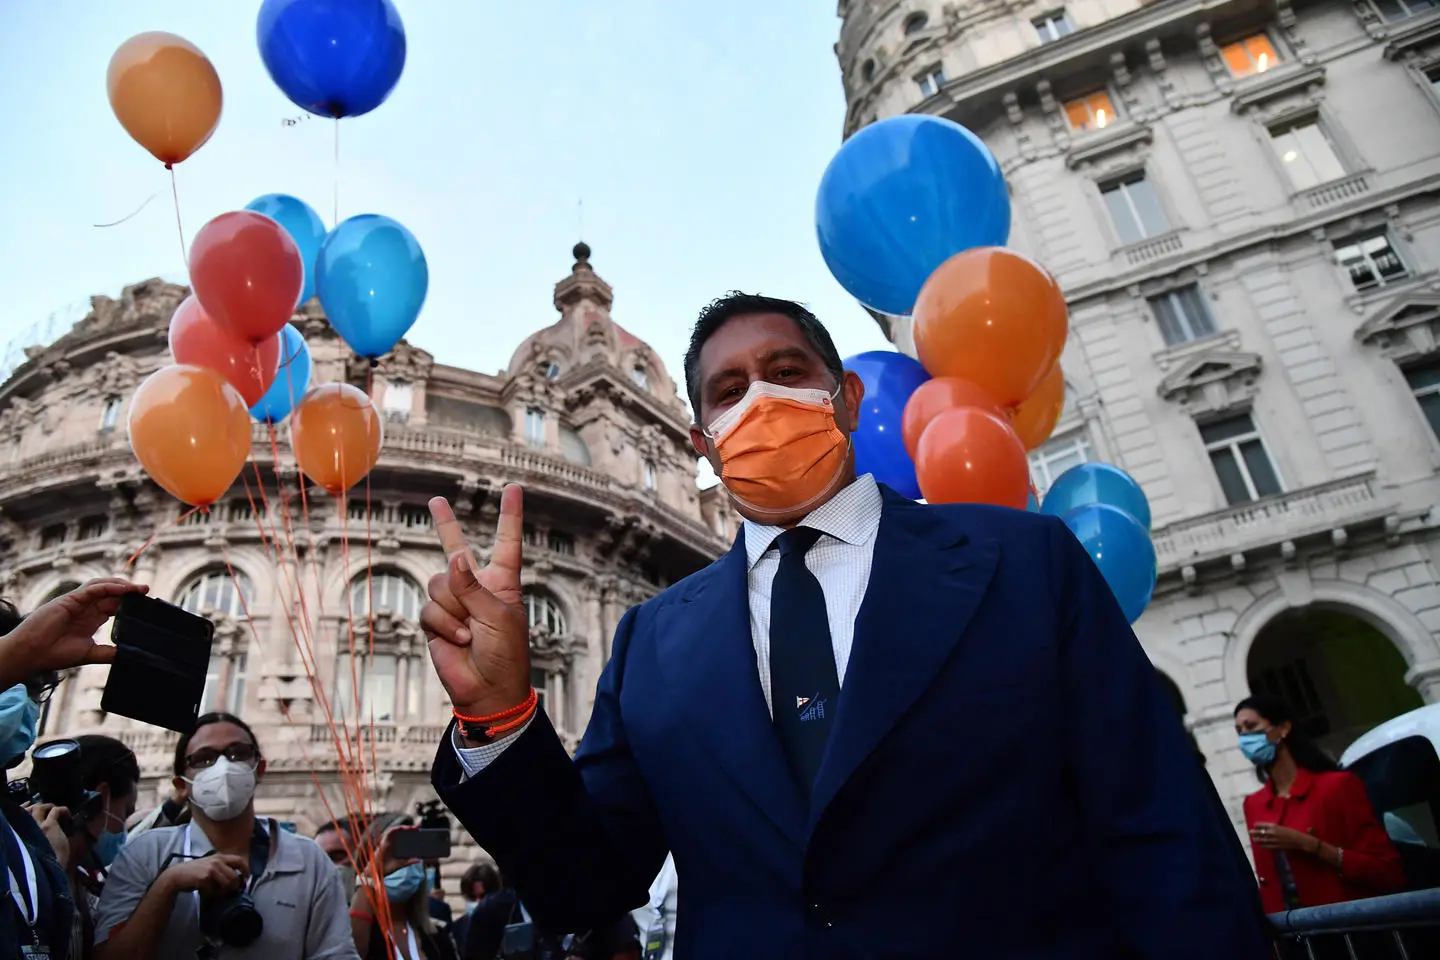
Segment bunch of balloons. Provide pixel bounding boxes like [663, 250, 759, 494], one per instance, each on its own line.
[1040, 464, 1157, 623]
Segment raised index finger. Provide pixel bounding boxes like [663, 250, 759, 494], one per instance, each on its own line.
[428, 497, 471, 560]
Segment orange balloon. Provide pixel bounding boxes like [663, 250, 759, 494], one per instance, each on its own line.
[107, 32, 222, 166]
[291, 384, 384, 495]
[902, 376, 1005, 459]
[128, 365, 252, 506]
[912, 247, 1069, 407]
[1010, 364, 1066, 451]
[915, 406, 1030, 509]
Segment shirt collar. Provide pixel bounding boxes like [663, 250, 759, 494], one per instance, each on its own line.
[1263, 766, 1316, 804]
[742, 473, 883, 570]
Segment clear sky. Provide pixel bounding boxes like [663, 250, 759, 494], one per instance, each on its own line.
[0, 1, 891, 411]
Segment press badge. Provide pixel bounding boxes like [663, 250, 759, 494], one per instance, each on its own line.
[20, 944, 51, 960]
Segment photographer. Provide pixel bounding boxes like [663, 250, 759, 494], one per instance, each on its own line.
[94, 713, 357, 960]
[63, 736, 141, 958]
[348, 813, 456, 960]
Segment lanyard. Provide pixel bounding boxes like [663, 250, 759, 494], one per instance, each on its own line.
[3, 819, 38, 927]
[393, 924, 420, 960]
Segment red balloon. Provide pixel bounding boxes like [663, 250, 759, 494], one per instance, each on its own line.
[168, 296, 281, 407]
[915, 407, 1030, 509]
[902, 377, 1005, 459]
[189, 211, 304, 344]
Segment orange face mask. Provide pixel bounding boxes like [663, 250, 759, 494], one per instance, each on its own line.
[704, 380, 850, 520]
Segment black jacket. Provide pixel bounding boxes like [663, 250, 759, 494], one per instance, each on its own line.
[0, 797, 74, 960]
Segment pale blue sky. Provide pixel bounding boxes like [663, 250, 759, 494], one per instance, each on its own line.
[0, 1, 890, 404]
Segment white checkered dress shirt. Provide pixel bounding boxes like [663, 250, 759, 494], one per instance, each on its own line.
[454, 474, 885, 774]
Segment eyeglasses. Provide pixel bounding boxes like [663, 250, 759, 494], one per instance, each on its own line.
[183, 743, 260, 771]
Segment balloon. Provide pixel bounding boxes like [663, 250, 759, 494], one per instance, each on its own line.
[913, 247, 1069, 407]
[1027, 491, 1039, 512]
[128, 366, 252, 506]
[257, 0, 406, 118]
[245, 195, 327, 304]
[1060, 504, 1157, 624]
[250, 324, 313, 423]
[290, 383, 384, 494]
[190, 211, 305, 344]
[1041, 462, 1153, 531]
[1010, 364, 1066, 451]
[168, 297, 281, 408]
[106, 32, 222, 166]
[844, 351, 931, 500]
[902, 376, 1004, 459]
[816, 114, 1010, 316]
[914, 407, 1029, 508]
[317, 214, 428, 359]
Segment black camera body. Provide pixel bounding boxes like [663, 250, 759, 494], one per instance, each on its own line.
[200, 887, 264, 947]
[6, 739, 103, 835]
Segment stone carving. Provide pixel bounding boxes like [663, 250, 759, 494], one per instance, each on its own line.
[1157, 350, 1264, 418]
[1145, 38, 1180, 110]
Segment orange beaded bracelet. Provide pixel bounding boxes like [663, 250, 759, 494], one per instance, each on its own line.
[454, 688, 538, 741]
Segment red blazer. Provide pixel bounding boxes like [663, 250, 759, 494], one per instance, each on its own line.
[1243, 768, 1405, 913]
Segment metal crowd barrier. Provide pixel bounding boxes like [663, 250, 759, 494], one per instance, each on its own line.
[1268, 889, 1440, 959]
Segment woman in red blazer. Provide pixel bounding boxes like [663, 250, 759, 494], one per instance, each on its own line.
[1234, 694, 1405, 913]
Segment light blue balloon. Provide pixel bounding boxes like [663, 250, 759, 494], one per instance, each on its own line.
[1041, 462, 1152, 531]
[816, 114, 1010, 317]
[250, 324, 312, 423]
[316, 214, 428, 360]
[1026, 491, 1039, 512]
[245, 194, 327, 304]
[1061, 503, 1157, 624]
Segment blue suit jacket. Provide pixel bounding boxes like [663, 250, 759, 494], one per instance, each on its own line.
[433, 486, 1270, 959]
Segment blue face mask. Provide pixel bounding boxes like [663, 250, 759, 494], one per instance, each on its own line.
[1239, 730, 1277, 766]
[93, 820, 127, 867]
[0, 684, 40, 768]
[384, 862, 426, 902]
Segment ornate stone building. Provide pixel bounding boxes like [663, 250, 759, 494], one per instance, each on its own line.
[0, 245, 733, 860]
[836, 1, 1440, 823]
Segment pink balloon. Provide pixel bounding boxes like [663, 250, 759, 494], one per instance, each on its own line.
[168, 296, 281, 407]
[189, 210, 304, 343]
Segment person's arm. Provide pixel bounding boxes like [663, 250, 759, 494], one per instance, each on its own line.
[0, 579, 146, 690]
[1047, 517, 1271, 959]
[432, 606, 666, 934]
[94, 847, 248, 960]
[304, 850, 363, 960]
[1323, 773, 1407, 894]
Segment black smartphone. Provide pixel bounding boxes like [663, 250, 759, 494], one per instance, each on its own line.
[389, 827, 451, 861]
[102, 593, 215, 734]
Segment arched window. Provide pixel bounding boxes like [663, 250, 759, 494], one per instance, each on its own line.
[861, 59, 876, 83]
[523, 589, 567, 635]
[903, 11, 928, 34]
[178, 569, 253, 618]
[349, 571, 424, 621]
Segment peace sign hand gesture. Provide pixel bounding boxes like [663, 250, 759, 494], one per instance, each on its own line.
[421, 484, 531, 724]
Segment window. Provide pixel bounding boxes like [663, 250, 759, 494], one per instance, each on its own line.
[39, 525, 66, 549]
[538, 361, 560, 380]
[178, 570, 254, 618]
[228, 502, 254, 524]
[1028, 430, 1092, 498]
[1268, 119, 1345, 191]
[1404, 360, 1440, 440]
[1373, 0, 1437, 20]
[546, 531, 575, 555]
[861, 59, 876, 83]
[524, 408, 545, 447]
[903, 11, 928, 34]
[1150, 285, 1217, 346]
[643, 459, 657, 491]
[382, 380, 412, 421]
[98, 396, 121, 431]
[531, 666, 551, 720]
[349, 571, 424, 621]
[630, 365, 649, 389]
[1334, 231, 1408, 291]
[201, 652, 247, 714]
[1200, 414, 1282, 504]
[337, 653, 397, 722]
[1101, 173, 1170, 245]
[1033, 10, 1075, 43]
[916, 64, 945, 98]
[1064, 91, 1116, 131]
[1429, 66, 1440, 97]
[523, 589, 567, 635]
[78, 516, 108, 540]
[395, 505, 431, 530]
[1222, 34, 1280, 77]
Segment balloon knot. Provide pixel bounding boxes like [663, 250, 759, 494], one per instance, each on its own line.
[369, 358, 380, 369]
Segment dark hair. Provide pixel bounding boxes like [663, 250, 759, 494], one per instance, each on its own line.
[1234, 694, 1340, 776]
[682, 293, 844, 420]
[173, 712, 262, 776]
[316, 816, 354, 838]
[75, 734, 141, 800]
[0, 599, 20, 638]
[461, 861, 501, 900]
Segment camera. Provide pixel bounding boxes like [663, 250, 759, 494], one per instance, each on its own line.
[200, 884, 264, 947]
[5, 739, 103, 835]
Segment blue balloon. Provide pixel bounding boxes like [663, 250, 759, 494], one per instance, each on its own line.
[317, 214, 428, 359]
[257, 0, 406, 118]
[1061, 504, 1157, 624]
[816, 114, 1010, 317]
[245, 194, 327, 304]
[250, 324, 313, 423]
[1026, 491, 1039, 512]
[844, 350, 931, 501]
[1040, 462, 1152, 531]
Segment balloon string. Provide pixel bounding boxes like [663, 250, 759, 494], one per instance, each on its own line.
[93, 192, 162, 229]
[169, 167, 189, 271]
[333, 118, 341, 229]
[125, 504, 204, 569]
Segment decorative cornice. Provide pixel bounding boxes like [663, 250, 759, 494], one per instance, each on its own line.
[1382, 10, 1440, 58]
[1157, 349, 1264, 419]
[1064, 121, 1154, 170]
[1229, 62, 1327, 115]
[1356, 293, 1440, 363]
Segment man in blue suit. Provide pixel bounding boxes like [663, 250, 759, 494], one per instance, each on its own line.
[423, 295, 1270, 959]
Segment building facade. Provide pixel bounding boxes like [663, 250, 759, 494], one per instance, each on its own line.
[836, 0, 1440, 822]
[0, 245, 733, 863]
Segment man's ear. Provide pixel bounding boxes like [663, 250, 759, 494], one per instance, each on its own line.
[171, 775, 190, 804]
[255, 757, 268, 781]
[839, 370, 865, 433]
[689, 423, 708, 458]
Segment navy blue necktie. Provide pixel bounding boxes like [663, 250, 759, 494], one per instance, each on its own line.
[769, 526, 839, 798]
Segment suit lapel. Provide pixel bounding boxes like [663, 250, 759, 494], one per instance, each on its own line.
[655, 529, 807, 846]
[808, 488, 1000, 832]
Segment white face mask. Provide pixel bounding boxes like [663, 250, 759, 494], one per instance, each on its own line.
[184, 756, 257, 822]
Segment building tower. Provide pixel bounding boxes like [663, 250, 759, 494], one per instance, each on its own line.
[835, 1, 1440, 821]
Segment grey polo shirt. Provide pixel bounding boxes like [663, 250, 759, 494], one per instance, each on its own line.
[94, 821, 358, 960]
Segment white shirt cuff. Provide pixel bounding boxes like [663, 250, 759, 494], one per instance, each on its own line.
[451, 717, 534, 778]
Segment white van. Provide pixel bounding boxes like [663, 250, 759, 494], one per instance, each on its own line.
[1339, 703, 1440, 889]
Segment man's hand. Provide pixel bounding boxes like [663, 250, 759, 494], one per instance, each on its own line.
[160, 854, 249, 898]
[28, 803, 70, 863]
[0, 578, 147, 682]
[421, 484, 531, 720]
